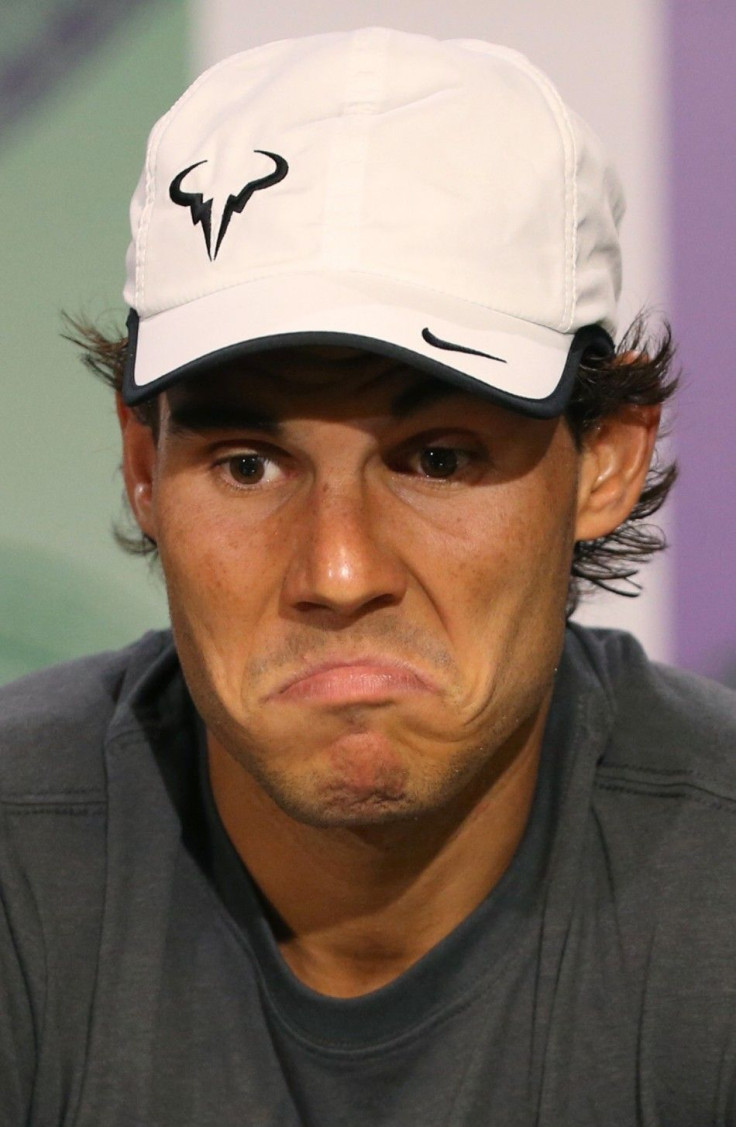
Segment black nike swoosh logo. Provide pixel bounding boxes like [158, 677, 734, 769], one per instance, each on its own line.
[422, 327, 507, 364]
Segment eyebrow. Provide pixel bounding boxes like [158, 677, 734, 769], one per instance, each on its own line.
[166, 378, 460, 435]
[390, 379, 461, 418]
[167, 402, 281, 436]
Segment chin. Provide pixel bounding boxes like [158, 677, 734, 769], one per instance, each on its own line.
[265, 732, 420, 827]
[274, 789, 419, 830]
[251, 729, 475, 830]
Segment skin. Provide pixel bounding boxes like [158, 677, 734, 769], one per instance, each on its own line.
[119, 347, 659, 997]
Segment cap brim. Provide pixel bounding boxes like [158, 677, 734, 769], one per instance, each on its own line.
[122, 272, 612, 417]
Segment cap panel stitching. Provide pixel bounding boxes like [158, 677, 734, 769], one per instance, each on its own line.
[319, 27, 389, 271]
[493, 52, 578, 332]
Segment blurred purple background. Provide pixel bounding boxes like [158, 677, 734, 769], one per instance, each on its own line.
[670, 1, 736, 682]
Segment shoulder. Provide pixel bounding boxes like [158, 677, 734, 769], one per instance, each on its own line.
[567, 627, 736, 1086]
[568, 623, 736, 802]
[569, 626, 736, 998]
[0, 633, 175, 1099]
[0, 631, 174, 800]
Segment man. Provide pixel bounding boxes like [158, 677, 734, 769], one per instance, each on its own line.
[2, 26, 735, 1126]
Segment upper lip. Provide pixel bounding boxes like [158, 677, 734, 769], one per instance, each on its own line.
[272, 657, 439, 696]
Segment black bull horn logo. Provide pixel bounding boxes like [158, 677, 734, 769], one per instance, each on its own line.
[169, 150, 289, 260]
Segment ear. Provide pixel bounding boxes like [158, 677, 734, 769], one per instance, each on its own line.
[575, 404, 661, 542]
[116, 393, 159, 541]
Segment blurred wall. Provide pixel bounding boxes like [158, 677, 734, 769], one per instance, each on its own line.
[669, 2, 736, 684]
[0, 2, 186, 683]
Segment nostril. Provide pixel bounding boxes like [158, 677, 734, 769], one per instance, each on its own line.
[292, 589, 402, 621]
[365, 592, 402, 613]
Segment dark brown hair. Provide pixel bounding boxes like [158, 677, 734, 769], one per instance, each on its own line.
[566, 316, 677, 611]
[68, 313, 678, 614]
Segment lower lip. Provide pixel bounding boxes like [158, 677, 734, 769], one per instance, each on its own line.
[278, 664, 433, 703]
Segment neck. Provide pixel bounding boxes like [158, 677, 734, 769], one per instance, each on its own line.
[208, 699, 550, 998]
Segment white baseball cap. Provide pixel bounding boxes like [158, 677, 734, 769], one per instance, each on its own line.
[122, 26, 625, 416]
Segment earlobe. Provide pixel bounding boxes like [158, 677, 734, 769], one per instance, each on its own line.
[575, 405, 661, 543]
[116, 394, 158, 540]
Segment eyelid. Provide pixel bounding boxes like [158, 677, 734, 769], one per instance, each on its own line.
[208, 435, 282, 455]
[393, 422, 487, 444]
[207, 436, 297, 473]
[391, 428, 489, 459]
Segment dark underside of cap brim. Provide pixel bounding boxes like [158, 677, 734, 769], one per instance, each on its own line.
[121, 314, 613, 419]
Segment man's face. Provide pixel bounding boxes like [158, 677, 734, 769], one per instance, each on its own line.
[126, 348, 583, 828]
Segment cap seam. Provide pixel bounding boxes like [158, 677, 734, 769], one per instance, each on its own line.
[499, 53, 578, 332]
[136, 110, 169, 310]
[320, 27, 389, 270]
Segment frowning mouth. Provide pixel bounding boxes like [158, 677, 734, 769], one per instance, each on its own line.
[271, 659, 439, 704]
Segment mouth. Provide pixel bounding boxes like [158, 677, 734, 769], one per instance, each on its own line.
[271, 659, 439, 705]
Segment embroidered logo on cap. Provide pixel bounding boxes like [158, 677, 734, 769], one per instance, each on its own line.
[169, 150, 289, 260]
[422, 327, 506, 365]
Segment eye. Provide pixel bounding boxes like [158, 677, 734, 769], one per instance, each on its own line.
[220, 451, 283, 487]
[397, 441, 481, 483]
[417, 447, 469, 479]
[385, 421, 491, 484]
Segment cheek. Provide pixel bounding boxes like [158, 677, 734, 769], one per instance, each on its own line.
[156, 473, 284, 597]
[434, 476, 577, 710]
[153, 484, 287, 692]
[438, 478, 575, 616]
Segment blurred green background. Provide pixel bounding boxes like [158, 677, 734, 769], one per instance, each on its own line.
[0, 1, 187, 683]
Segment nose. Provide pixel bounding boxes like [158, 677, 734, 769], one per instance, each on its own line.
[282, 477, 408, 620]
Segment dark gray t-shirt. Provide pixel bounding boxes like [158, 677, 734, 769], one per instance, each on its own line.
[1, 624, 736, 1125]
